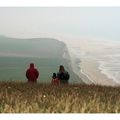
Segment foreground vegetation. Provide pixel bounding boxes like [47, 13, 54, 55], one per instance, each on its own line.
[0, 81, 120, 113]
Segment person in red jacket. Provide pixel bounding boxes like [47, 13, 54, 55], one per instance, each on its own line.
[51, 73, 60, 85]
[26, 63, 39, 83]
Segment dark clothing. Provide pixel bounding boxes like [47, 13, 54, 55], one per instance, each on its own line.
[26, 64, 39, 82]
[59, 79, 68, 84]
[57, 71, 70, 84]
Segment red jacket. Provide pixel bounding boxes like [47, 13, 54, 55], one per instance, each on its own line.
[26, 63, 39, 82]
[51, 78, 60, 85]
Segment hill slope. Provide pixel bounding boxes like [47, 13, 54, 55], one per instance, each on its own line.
[0, 35, 65, 58]
[0, 82, 120, 113]
[0, 36, 82, 83]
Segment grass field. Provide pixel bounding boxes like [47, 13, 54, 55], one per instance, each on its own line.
[0, 81, 120, 113]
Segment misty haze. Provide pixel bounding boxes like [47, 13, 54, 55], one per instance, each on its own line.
[0, 7, 120, 113]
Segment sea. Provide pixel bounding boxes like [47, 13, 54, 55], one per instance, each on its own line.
[64, 38, 120, 85]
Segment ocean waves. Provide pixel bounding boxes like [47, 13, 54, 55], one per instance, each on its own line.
[98, 54, 120, 84]
[64, 38, 120, 86]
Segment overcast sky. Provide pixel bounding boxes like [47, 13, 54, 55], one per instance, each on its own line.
[0, 7, 120, 41]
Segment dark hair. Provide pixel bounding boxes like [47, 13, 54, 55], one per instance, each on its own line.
[59, 65, 65, 72]
[30, 63, 34, 68]
[52, 73, 56, 79]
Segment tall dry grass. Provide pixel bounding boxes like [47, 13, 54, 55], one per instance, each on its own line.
[0, 81, 120, 113]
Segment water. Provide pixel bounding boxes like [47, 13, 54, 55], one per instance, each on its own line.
[98, 54, 120, 84]
[64, 38, 120, 85]
[96, 41, 120, 84]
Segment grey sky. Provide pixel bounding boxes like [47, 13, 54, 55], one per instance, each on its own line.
[0, 7, 120, 40]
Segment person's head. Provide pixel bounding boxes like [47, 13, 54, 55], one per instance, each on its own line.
[52, 73, 56, 79]
[59, 65, 65, 72]
[30, 63, 34, 68]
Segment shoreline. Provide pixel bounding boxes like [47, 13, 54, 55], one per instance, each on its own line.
[64, 41, 94, 84]
[80, 68, 94, 84]
[80, 59, 118, 86]
[61, 38, 120, 86]
[62, 43, 84, 84]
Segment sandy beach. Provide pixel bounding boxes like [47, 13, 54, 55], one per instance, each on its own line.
[61, 37, 120, 86]
[80, 59, 117, 86]
[68, 38, 120, 86]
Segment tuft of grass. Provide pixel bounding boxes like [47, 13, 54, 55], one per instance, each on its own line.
[0, 81, 120, 113]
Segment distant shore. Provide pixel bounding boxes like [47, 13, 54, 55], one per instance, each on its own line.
[62, 43, 83, 84]
[63, 39, 120, 86]
[80, 59, 117, 86]
[64, 41, 95, 85]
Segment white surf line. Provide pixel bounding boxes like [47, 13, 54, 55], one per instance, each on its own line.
[98, 61, 120, 84]
[80, 68, 95, 84]
[64, 42, 94, 84]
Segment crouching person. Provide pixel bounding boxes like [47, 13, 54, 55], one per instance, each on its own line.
[26, 63, 39, 83]
[51, 73, 60, 85]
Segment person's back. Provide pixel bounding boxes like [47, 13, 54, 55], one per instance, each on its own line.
[51, 73, 60, 85]
[26, 63, 39, 83]
[57, 65, 70, 84]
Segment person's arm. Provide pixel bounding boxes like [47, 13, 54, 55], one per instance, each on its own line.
[35, 69, 39, 78]
[57, 72, 60, 79]
[26, 69, 29, 79]
[65, 71, 70, 80]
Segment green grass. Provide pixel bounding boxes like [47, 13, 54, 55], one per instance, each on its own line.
[0, 57, 64, 81]
[0, 81, 120, 113]
[0, 56, 80, 83]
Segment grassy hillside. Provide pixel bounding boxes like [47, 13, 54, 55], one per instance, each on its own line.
[0, 35, 65, 58]
[0, 82, 120, 113]
[0, 36, 82, 83]
[0, 57, 64, 82]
